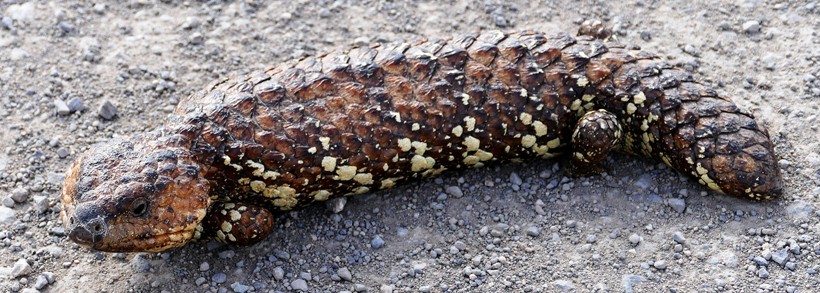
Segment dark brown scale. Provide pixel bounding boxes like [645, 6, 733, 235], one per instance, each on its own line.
[61, 29, 783, 252]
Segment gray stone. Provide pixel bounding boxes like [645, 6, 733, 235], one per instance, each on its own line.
[11, 259, 32, 278]
[753, 256, 768, 266]
[67, 97, 86, 112]
[1, 16, 12, 29]
[371, 236, 384, 249]
[454, 240, 467, 251]
[274, 250, 290, 260]
[272, 267, 285, 280]
[230, 282, 251, 293]
[445, 185, 463, 197]
[771, 249, 789, 266]
[672, 231, 686, 244]
[33, 196, 49, 214]
[6, 3, 35, 22]
[552, 280, 575, 292]
[199, 262, 210, 271]
[622, 274, 644, 293]
[785, 200, 814, 220]
[525, 226, 541, 237]
[92, 3, 107, 13]
[34, 274, 49, 290]
[0, 206, 16, 224]
[509, 172, 523, 185]
[189, 32, 205, 45]
[131, 255, 151, 273]
[653, 260, 667, 270]
[758, 266, 769, 278]
[742, 20, 761, 33]
[628, 234, 641, 246]
[10, 187, 29, 203]
[326, 197, 347, 213]
[633, 173, 655, 190]
[291, 279, 308, 291]
[98, 100, 117, 120]
[57, 148, 69, 159]
[337, 267, 352, 281]
[380, 284, 394, 293]
[58, 21, 75, 34]
[54, 99, 71, 115]
[667, 198, 686, 213]
[2, 196, 14, 207]
[212, 272, 227, 283]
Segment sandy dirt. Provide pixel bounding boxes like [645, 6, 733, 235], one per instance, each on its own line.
[0, 0, 818, 292]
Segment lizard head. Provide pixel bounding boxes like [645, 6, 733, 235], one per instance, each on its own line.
[61, 134, 211, 252]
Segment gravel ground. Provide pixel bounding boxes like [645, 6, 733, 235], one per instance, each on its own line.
[0, 0, 818, 292]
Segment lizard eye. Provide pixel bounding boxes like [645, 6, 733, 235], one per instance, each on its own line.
[131, 199, 148, 217]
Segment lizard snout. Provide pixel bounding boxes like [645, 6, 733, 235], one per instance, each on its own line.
[67, 203, 109, 246]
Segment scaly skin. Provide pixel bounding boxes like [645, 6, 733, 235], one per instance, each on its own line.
[61, 28, 783, 252]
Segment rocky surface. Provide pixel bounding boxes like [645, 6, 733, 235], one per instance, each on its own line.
[0, 0, 818, 292]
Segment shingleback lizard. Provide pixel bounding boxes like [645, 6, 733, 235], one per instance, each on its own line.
[61, 24, 783, 252]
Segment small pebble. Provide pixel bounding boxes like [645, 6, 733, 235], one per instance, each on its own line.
[130, 254, 151, 272]
[445, 185, 463, 197]
[33, 196, 49, 214]
[2, 197, 14, 208]
[54, 99, 71, 115]
[623, 275, 643, 293]
[1, 16, 12, 29]
[742, 20, 761, 34]
[34, 274, 48, 290]
[57, 148, 69, 159]
[771, 249, 789, 266]
[199, 262, 210, 271]
[753, 256, 768, 266]
[371, 236, 385, 249]
[672, 231, 686, 244]
[58, 21, 74, 34]
[667, 198, 686, 213]
[525, 226, 541, 237]
[212, 272, 227, 283]
[653, 260, 667, 270]
[629, 234, 642, 246]
[337, 267, 352, 281]
[10, 259, 32, 278]
[758, 267, 769, 279]
[11, 187, 29, 203]
[291, 279, 308, 291]
[98, 100, 118, 120]
[67, 97, 86, 112]
[326, 197, 347, 213]
[273, 267, 285, 280]
[509, 172, 523, 185]
[552, 279, 575, 292]
[230, 282, 251, 293]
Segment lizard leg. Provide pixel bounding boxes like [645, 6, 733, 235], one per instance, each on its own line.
[568, 109, 623, 176]
[204, 202, 274, 246]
